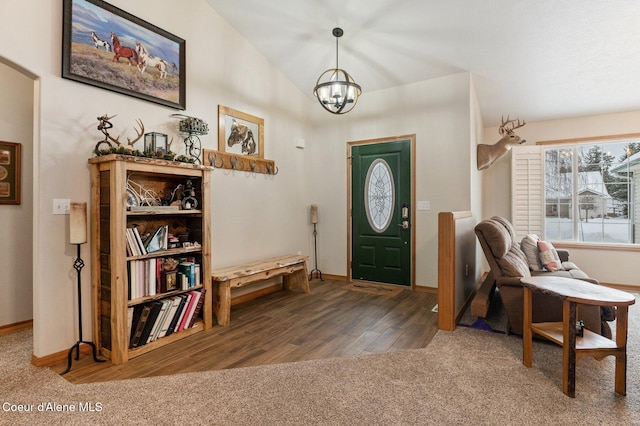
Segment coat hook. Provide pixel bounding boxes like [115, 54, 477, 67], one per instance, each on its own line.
[249, 159, 257, 172]
[266, 163, 272, 174]
[230, 156, 244, 170]
[272, 165, 279, 175]
[214, 154, 224, 168]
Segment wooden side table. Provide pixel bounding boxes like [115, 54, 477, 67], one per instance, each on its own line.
[521, 276, 635, 398]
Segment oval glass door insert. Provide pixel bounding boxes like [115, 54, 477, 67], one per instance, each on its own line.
[364, 158, 395, 233]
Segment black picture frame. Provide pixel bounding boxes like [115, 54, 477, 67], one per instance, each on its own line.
[62, 0, 186, 110]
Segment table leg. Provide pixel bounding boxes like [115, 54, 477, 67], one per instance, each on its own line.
[562, 300, 577, 398]
[213, 280, 231, 326]
[615, 305, 629, 395]
[523, 287, 533, 368]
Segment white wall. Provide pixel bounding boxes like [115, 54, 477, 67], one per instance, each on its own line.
[481, 110, 640, 286]
[0, 61, 34, 326]
[0, 0, 313, 357]
[308, 73, 474, 288]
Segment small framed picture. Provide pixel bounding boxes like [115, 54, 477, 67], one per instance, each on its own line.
[0, 141, 21, 205]
[218, 105, 264, 158]
[161, 270, 178, 292]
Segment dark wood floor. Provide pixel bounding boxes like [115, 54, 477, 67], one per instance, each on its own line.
[55, 279, 439, 384]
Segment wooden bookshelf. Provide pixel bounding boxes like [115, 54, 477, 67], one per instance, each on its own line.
[89, 155, 213, 364]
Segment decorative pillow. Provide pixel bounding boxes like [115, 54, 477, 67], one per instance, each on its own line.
[537, 240, 564, 272]
[520, 234, 542, 271]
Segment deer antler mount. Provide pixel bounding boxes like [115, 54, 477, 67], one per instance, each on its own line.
[94, 115, 145, 155]
[477, 115, 527, 170]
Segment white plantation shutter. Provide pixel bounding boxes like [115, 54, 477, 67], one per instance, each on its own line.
[511, 145, 544, 240]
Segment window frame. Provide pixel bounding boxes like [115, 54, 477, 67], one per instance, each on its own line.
[536, 133, 640, 249]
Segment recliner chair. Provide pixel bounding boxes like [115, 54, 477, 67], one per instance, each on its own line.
[474, 216, 614, 337]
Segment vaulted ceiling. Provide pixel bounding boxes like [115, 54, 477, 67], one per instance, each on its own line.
[205, 0, 640, 127]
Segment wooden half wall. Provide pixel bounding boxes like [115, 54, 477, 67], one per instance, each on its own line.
[437, 211, 478, 330]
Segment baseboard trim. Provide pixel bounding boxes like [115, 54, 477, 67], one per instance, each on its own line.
[0, 319, 33, 336]
[31, 344, 93, 368]
[315, 273, 347, 282]
[601, 282, 640, 292]
[415, 286, 437, 294]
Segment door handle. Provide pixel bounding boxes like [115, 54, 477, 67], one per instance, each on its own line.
[398, 220, 409, 229]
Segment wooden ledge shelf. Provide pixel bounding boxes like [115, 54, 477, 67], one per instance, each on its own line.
[204, 149, 277, 175]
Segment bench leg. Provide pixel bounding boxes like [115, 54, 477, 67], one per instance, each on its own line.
[213, 280, 231, 326]
[283, 263, 310, 293]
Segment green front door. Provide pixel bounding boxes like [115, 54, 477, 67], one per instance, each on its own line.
[351, 140, 411, 286]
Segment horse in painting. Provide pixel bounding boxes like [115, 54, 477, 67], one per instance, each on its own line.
[110, 32, 138, 65]
[227, 119, 256, 155]
[135, 42, 173, 79]
[91, 31, 111, 52]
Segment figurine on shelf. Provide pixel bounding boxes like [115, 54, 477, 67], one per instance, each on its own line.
[171, 114, 208, 164]
[182, 179, 198, 210]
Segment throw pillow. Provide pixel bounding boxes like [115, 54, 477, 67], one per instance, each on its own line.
[520, 234, 542, 271]
[537, 240, 564, 272]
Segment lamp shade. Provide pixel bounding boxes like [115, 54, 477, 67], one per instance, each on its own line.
[70, 202, 87, 244]
[310, 204, 318, 224]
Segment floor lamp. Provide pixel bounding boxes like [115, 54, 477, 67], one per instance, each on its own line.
[61, 201, 105, 375]
[309, 204, 323, 281]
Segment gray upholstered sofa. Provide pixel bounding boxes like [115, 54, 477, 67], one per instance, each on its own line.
[475, 216, 615, 337]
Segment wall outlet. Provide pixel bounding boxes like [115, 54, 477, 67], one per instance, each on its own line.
[417, 201, 430, 211]
[53, 199, 71, 215]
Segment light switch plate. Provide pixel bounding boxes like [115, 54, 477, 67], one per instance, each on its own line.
[417, 201, 430, 211]
[53, 199, 71, 215]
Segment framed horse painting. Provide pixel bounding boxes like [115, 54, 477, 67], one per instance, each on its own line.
[218, 105, 265, 159]
[62, 0, 186, 110]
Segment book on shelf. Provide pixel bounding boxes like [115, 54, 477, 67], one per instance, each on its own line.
[178, 261, 195, 289]
[165, 294, 188, 336]
[147, 298, 173, 344]
[178, 291, 199, 331]
[170, 294, 191, 334]
[127, 307, 134, 342]
[130, 304, 152, 348]
[136, 301, 163, 347]
[159, 297, 182, 338]
[125, 228, 139, 256]
[145, 225, 168, 253]
[132, 226, 147, 256]
[188, 289, 206, 328]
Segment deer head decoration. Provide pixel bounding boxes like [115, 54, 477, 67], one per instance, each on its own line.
[477, 116, 526, 170]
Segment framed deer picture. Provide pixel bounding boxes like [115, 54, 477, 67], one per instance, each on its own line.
[62, 0, 186, 110]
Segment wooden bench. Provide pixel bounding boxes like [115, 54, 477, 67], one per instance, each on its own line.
[211, 254, 311, 326]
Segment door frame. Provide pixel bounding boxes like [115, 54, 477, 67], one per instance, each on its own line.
[347, 134, 416, 289]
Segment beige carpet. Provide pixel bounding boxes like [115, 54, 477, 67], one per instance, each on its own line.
[1, 305, 639, 425]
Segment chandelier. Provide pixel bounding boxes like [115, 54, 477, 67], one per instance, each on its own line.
[313, 28, 362, 114]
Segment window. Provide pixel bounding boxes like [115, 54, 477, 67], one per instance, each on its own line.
[543, 140, 640, 244]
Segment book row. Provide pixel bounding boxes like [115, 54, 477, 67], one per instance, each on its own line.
[127, 289, 205, 349]
[128, 258, 201, 300]
[126, 225, 171, 257]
